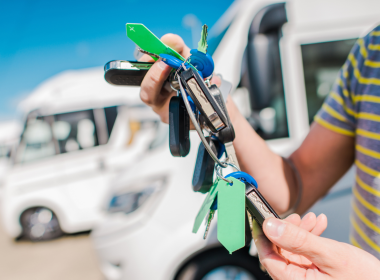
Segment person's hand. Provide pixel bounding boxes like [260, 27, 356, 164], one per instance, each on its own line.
[253, 213, 380, 280]
[139, 34, 221, 124]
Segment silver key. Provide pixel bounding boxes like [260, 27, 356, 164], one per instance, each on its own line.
[203, 209, 215, 239]
[225, 142, 240, 169]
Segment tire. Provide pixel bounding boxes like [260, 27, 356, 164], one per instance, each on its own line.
[175, 247, 271, 280]
[20, 207, 63, 241]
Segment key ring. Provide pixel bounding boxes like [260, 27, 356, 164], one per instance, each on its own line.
[215, 161, 240, 184]
[178, 75, 228, 168]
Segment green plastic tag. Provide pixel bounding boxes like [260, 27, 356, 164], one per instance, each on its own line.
[217, 177, 246, 254]
[192, 180, 219, 234]
[126, 23, 185, 61]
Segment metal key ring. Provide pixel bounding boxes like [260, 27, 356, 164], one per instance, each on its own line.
[178, 75, 228, 168]
[215, 162, 240, 184]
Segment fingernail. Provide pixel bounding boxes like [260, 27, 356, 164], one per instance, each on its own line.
[158, 60, 169, 70]
[266, 219, 286, 237]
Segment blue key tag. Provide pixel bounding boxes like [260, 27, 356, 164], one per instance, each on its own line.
[217, 177, 246, 254]
[192, 179, 219, 233]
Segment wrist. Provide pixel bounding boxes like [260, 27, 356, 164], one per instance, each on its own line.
[226, 95, 243, 126]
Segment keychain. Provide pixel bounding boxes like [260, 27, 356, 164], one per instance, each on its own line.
[125, 22, 281, 254]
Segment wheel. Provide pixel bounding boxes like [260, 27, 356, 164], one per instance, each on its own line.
[20, 207, 63, 241]
[175, 247, 271, 280]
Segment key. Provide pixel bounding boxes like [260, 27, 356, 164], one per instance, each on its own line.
[198, 24, 208, 54]
[193, 180, 219, 234]
[245, 181, 280, 226]
[126, 23, 185, 62]
[203, 209, 215, 239]
[209, 80, 240, 168]
[203, 193, 218, 239]
[169, 96, 190, 157]
[180, 68, 228, 133]
[192, 137, 223, 193]
[226, 171, 280, 227]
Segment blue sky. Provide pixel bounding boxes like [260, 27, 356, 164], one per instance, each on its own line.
[0, 0, 234, 121]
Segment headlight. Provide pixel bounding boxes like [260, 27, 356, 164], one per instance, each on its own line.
[108, 176, 166, 214]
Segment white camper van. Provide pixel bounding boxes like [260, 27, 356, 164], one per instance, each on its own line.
[91, 0, 380, 279]
[1, 67, 164, 241]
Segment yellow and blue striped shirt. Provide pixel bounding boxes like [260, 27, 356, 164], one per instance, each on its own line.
[315, 25, 380, 257]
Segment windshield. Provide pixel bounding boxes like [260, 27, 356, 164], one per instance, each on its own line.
[15, 117, 56, 163]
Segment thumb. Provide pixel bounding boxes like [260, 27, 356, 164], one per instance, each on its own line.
[263, 218, 338, 268]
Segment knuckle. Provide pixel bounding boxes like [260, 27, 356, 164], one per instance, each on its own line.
[149, 71, 162, 85]
[140, 90, 153, 106]
[289, 227, 309, 251]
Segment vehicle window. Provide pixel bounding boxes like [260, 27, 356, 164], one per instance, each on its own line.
[0, 145, 10, 158]
[237, 36, 288, 140]
[16, 118, 56, 163]
[104, 106, 118, 136]
[54, 110, 98, 153]
[301, 39, 357, 123]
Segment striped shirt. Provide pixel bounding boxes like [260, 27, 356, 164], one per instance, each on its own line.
[315, 25, 380, 258]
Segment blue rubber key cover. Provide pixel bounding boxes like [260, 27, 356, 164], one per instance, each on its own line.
[189, 49, 214, 78]
[160, 54, 189, 69]
[226, 171, 258, 188]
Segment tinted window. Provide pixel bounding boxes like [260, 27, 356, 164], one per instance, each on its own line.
[104, 106, 118, 136]
[54, 110, 98, 154]
[301, 39, 357, 123]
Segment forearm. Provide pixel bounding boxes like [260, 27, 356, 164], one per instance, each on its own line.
[226, 96, 297, 214]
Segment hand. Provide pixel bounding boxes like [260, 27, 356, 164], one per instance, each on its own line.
[253, 212, 380, 280]
[139, 34, 221, 124]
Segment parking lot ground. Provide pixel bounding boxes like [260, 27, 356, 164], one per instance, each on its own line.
[0, 224, 103, 280]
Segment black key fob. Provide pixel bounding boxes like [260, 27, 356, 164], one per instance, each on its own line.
[169, 96, 190, 157]
[192, 137, 221, 193]
[104, 60, 152, 86]
[245, 182, 280, 227]
[209, 85, 235, 143]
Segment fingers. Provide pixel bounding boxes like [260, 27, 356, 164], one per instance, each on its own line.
[311, 214, 328, 236]
[139, 53, 154, 62]
[299, 212, 317, 232]
[252, 221, 288, 276]
[284, 213, 301, 226]
[263, 217, 337, 269]
[161, 34, 191, 58]
[139, 60, 174, 123]
[253, 221, 308, 280]
[139, 33, 190, 123]
[211, 75, 222, 87]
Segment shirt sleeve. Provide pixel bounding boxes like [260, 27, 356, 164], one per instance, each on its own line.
[314, 36, 366, 137]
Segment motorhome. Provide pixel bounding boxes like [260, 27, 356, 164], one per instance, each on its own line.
[1, 67, 164, 241]
[91, 0, 380, 279]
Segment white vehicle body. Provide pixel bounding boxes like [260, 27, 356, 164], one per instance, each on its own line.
[1, 67, 161, 239]
[92, 0, 380, 279]
[0, 120, 22, 192]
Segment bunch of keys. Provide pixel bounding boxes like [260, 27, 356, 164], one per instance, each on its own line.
[124, 23, 280, 254]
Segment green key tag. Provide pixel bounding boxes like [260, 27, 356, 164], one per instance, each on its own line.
[126, 23, 185, 62]
[217, 177, 246, 254]
[192, 179, 219, 234]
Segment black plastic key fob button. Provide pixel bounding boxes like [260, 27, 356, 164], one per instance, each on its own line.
[192, 137, 220, 193]
[169, 96, 190, 157]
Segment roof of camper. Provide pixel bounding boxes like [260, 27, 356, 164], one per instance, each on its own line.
[18, 67, 143, 116]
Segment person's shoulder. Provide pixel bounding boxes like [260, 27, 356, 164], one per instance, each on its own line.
[363, 24, 380, 46]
